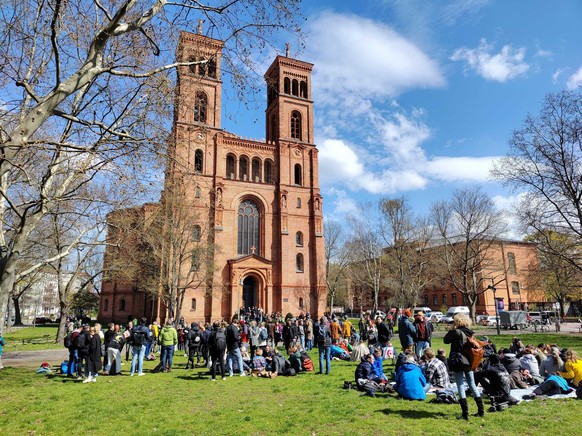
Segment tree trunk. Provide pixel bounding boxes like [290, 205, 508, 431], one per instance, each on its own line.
[12, 294, 23, 326]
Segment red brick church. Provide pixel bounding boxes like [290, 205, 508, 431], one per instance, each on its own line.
[98, 29, 327, 324]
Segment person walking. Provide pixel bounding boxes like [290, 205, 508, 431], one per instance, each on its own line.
[208, 321, 227, 381]
[159, 320, 178, 372]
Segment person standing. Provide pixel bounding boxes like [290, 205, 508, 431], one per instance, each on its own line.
[76, 324, 91, 379]
[130, 317, 150, 376]
[84, 326, 102, 383]
[106, 326, 125, 375]
[209, 321, 227, 381]
[226, 318, 245, 377]
[444, 314, 484, 421]
[159, 320, 178, 372]
[305, 315, 314, 351]
[315, 316, 331, 375]
[398, 310, 416, 352]
[0, 333, 5, 369]
[413, 311, 433, 358]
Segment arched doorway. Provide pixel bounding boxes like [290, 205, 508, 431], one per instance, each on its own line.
[242, 276, 257, 309]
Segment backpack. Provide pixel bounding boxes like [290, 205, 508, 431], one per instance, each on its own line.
[462, 334, 487, 371]
[284, 368, 297, 376]
[259, 327, 268, 341]
[214, 328, 227, 351]
[302, 356, 314, 372]
[75, 332, 87, 350]
[131, 328, 146, 346]
[64, 332, 73, 349]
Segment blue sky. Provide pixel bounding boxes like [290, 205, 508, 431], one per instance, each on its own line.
[222, 0, 582, 229]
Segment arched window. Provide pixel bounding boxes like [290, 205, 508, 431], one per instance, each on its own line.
[433, 294, 438, 306]
[226, 154, 236, 179]
[191, 298, 197, 311]
[194, 149, 203, 173]
[296, 197, 301, 208]
[270, 114, 278, 140]
[264, 160, 274, 184]
[119, 299, 126, 312]
[507, 252, 517, 274]
[299, 297, 304, 309]
[442, 294, 447, 306]
[207, 58, 216, 78]
[296, 231, 303, 247]
[290, 111, 301, 140]
[238, 199, 260, 255]
[423, 294, 429, 306]
[189, 56, 197, 74]
[294, 163, 302, 186]
[252, 158, 261, 182]
[239, 156, 249, 181]
[452, 293, 458, 305]
[292, 79, 299, 96]
[296, 253, 304, 272]
[300, 81, 308, 98]
[284, 77, 291, 94]
[192, 225, 201, 242]
[104, 299, 109, 312]
[198, 60, 206, 76]
[194, 92, 207, 123]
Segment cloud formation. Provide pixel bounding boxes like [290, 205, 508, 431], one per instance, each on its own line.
[450, 38, 530, 82]
[566, 66, 582, 90]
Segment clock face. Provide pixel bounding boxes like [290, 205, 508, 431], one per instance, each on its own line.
[294, 148, 302, 157]
[197, 132, 204, 140]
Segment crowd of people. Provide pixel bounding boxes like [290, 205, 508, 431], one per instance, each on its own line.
[58, 308, 582, 420]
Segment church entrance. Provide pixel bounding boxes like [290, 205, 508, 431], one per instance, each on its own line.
[242, 276, 257, 310]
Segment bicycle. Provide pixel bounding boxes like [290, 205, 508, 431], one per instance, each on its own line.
[529, 320, 549, 333]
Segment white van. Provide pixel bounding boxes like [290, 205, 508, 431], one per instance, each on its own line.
[440, 306, 470, 324]
[412, 307, 433, 318]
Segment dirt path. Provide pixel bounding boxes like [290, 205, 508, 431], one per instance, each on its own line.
[3, 348, 70, 368]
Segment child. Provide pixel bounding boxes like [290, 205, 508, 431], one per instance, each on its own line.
[251, 348, 268, 377]
[372, 348, 388, 382]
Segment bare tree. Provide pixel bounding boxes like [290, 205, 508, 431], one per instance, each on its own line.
[324, 220, 349, 313]
[0, 0, 303, 334]
[430, 187, 508, 320]
[379, 197, 434, 310]
[492, 89, 582, 273]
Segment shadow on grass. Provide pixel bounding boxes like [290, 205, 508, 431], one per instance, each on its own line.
[380, 407, 450, 419]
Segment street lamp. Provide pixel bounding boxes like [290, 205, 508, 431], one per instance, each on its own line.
[486, 284, 501, 336]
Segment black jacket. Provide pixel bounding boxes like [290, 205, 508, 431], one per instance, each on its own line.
[226, 323, 241, 350]
[355, 360, 374, 383]
[443, 326, 473, 353]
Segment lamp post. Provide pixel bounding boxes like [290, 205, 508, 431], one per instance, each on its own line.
[487, 284, 500, 336]
[239, 276, 244, 320]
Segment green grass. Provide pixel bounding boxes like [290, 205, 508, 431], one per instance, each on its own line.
[2, 326, 61, 352]
[1, 334, 581, 435]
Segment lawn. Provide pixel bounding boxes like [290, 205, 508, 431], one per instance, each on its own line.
[1, 331, 581, 435]
[2, 326, 61, 352]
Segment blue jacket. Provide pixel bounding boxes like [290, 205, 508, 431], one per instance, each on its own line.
[372, 356, 385, 379]
[398, 317, 416, 348]
[395, 363, 426, 400]
[545, 374, 570, 392]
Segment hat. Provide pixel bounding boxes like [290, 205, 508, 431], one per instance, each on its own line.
[404, 309, 412, 317]
[489, 354, 500, 364]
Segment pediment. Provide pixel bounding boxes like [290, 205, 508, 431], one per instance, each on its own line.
[229, 254, 273, 268]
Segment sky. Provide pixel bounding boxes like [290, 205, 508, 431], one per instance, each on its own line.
[222, 0, 582, 232]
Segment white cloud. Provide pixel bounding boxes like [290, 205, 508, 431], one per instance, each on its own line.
[306, 11, 445, 106]
[566, 66, 582, 90]
[424, 156, 498, 182]
[450, 38, 530, 82]
[552, 68, 564, 83]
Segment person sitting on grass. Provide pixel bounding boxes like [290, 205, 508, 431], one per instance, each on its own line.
[350, 339, 370, 362]
[540, 346, 563, 378]
[558, 349, 582, 388]
[288, 345, 303, 373]
[251, 348, 275, 378]
[354, 353, 393, 397]
[394, 354, 426, 400]
[421, 348, 450, 392]
[330, 340, 350, 361]
[372, 348, 388, 382]
[474, 354, 518, 411]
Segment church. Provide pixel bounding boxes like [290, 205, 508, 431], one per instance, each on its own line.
[98, 28, 327, 324]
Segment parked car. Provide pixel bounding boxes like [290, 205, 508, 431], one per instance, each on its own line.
[479, 315, 499, 327]
[430, 311, 444, 323]
[440, 306, 470, 324]
[34, 316, 52, 324]
[374, 310, 387, 320]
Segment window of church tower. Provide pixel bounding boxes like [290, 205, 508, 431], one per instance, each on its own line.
[252, 158, 262, 182]
[300, 81, 308, 98]
[299, 297, 304, 309]
[238, 200, 260, 256]
[270, 114, 278, 141]
[193, 225, 201, 242]
[207, 58, 216, 78]
[290, 111, 302, 140]
[104, 299, 109, 312]
[119, 299, 126, 312]
[191, 298, 197, 311]
[239, 156, 249, 181]
[188, 56, 197, 74]
[294, 163, 302, 186]
[284, 77, 291, 94]
[296, 231, 303, 247]
[194, 149, 203, 173]
[226, 154, 236, 179]
[264, 160, 274, 184]
[292, 79, 299, 96]
[199, 61, 206, 77]
[296, 253, 304, 272]
[194, 92, 207, 123]
[296, 197, 301, 208]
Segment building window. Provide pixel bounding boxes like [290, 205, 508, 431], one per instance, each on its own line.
[119, 299, 126, 312]
[191, 298, 197, 311]
[442, 294, 447, 306]
[193, 225, 201, 242]
[238, 199, 260, 255]
[508, 252, 517, 274]
[188, 56, 197, 74]
[226, 154, 236, 179]
[296, 253, 304, 272]
[511, 281, 520, 295]
[433, 294, 438, 306]
[194, 149, 203, 173]
[299, 297, 304, 309]
[264, 160, 274, 183]
[296, 231, 303, 247]
[452, 293, 458, 305]
[284, 77, 291, 94]
[207, 58, 216, 78]
[292, 79, 299, 96]
[194, 92, 207, 123]
[239, 156, 249, 181]
[296, 197, 301, 208]
[252, 158, 261, 182]
[270, 114, 278, 140]
[300, 81, 308, 98]
[423, 294, 429, 306]
[190, 249, 201, 271]
[294, 163, 302, 186]
[290, 111, 302, 140]
[104, 299, 109, 312]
